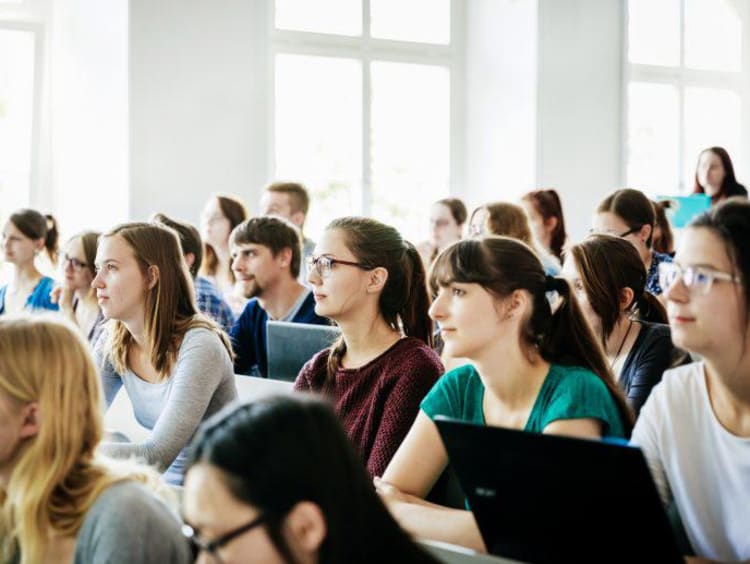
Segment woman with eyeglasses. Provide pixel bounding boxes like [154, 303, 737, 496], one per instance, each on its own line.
[593, 188, 673, 295]
[563, 235, 687, 417]
[417, 198, 467, 267]
[51, 231, 106, 345]
[0, 316, 191, 564]
[294, 217, 443, 478]
[94, 222, 237, 485]
[183, 395, 439, 564]
[0, 209, 59, 315]
[521, 188, 568, 262]
[631, 199, 750, 562]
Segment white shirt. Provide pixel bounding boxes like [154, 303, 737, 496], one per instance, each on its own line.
[631, 362, 750, 561]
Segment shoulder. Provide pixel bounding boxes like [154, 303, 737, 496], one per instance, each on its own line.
[180, 326, 224, 349]
[652, 252, 673, 266]
[547, 364, 608, 394]
[635, 322, 673, 349]
[646, 362, 705, 408]
[38, 276, 57, 292]
[296, 347, 332, 389]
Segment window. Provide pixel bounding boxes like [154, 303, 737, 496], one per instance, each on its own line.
[272, 0, 456, 242]
[625, 0, 744, 195]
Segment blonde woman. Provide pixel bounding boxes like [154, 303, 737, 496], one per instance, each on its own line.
[93, 223, 237, 485]
[0, 316, 191, 564]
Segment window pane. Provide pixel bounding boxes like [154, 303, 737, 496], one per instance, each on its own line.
[370, 61, 450, 243]
[275, 0, 361, 36]
[628, 0, 680, 66]
[683, 87, 741, 193]
[627, 82, 680, 194]
[274, 54, 362, 240]
[0, 29, 35, 213]
[685, 0, 741, 72]
[370, 0, 450, 45]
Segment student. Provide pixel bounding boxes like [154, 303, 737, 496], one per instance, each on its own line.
[199, 194, 248, 315]
[521, 188, 567, 262]
[152, 213, 235, 332]
[230, 216, 328, 377]
[183, 395, 439, 564]
[375, 236, 632, 552]
[93, 222, 237, 485]
[0, 316, 191, 564]
[0, 209, 59, 315]
[294, 217, 443, 478]
[259, 181, 316, 281]
[417, 198, 467, 267]
[593, 188, 673, 295]
[632, 199, 750, 563]
[53, 231, 106, 345]
[692, 146, 747, 205]
[652, 200, 676, 257]
[469, 201, 560, 275]
[563, 234, 685, 416]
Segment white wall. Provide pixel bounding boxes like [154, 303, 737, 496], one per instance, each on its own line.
[537, 0, 624, 242]
[129, 0, 270, 227]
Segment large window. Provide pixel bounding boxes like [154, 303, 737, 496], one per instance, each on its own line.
[626, 0, 745, 195]
[272, 0, 456, 242]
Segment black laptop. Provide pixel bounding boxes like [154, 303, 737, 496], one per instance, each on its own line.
[266, 321, 340, 382]
[435, 416, 683, 564]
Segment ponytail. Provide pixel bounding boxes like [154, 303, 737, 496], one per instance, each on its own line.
[43, 214, 59, 264]
[397, 242, 432, 347]
[635, 291, 667, 324]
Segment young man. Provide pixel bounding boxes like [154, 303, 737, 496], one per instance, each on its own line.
[259, 182, 315, 281]
[151, 213, 235, 332]
[229, 216, 328, 377]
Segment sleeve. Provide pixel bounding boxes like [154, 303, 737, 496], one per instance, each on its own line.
[419, 366, 465, 421]
[229, 304, 256, 375]
[625, 330, 673, 416]
[94, 332, 123, 407]
[99, 330, 232, 472]
[365, 353, 442, 477]
[630, 391, 673, 508]
[216, 299, 235, 333]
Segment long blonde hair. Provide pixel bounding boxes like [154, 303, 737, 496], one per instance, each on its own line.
[102, 222, 232, 380]
[0, 316, 164, 564]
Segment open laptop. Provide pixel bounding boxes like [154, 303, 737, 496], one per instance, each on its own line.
[266, 321, 340, 382]
[435, 417, 683, 564]
[656, 194, 711, 228]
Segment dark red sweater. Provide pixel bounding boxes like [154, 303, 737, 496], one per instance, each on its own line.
[294, 337, 444, 478]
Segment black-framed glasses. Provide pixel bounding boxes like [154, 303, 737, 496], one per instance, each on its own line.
[589, 225, 642, 238]
[61, 254, 88, 272]
[182, 513, 268, 562]
[658, 262, 741, 296]
[306, 255, 372, 279]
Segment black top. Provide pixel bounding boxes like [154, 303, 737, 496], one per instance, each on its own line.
[619, 322, 685, 417]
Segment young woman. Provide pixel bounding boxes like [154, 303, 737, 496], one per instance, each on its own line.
[375, 236, 632, 552]
[0, 209, 59, 315]
[294, 217, 444, 478]
[652, 200, 676, 257]
[521, 188, 567, 262]
[469, 201, 561, 275]
[563, 234, 685, 416]
[692, 146, 747, 205]
[632, 199, 750, 563]
[183, 395, 439, 564]
[593, 188, 672, 295]
[0, 316, 191, 564]
[93, 222, 237, 485]
[199, 194, 248, 315]
[53, 231, 106, 345]
[417, 198, 467, 267]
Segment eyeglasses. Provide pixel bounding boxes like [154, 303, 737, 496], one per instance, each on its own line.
[61, 254, 88, 272]
[306, 255, 372, 279]
[182, 513, 268, 563]
[589, 226, 642, 238]
[658, 262, 741, 296]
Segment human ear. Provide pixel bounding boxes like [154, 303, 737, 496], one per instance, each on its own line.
[146, 265, 160, 290]
[367, 267, 389, 294]
[284, 501, 327, 556]
[19, 402, 41, 440]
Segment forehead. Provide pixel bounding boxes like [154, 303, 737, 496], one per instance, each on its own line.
[261, 191, 292, 209]
[315, 228, 356, 259]
[96, 234, 135, 260]
[593, 211, 629, 230]
[431, 203, 452, 219]
[65, 237, 85, 255]
[203, 198, 225, 216]
[699, 151, 722, 166]
[675, 227, 734, 271]
[471, 208, 488, 223]
[232, 242, 270, 254]
[3, 221, 26, 238]
[184, 463, 256, 526]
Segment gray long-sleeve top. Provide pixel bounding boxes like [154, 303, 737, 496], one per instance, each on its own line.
[97, 327, 238, 484]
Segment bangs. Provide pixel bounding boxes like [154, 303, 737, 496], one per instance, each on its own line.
[429, 239, 490, 294]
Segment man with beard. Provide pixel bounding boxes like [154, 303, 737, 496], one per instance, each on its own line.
[229, 216, 328, 377]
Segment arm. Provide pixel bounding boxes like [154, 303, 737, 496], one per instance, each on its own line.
[626, 333, 673, 416]
[229, 306, 256, 375]
[94, 334, 122, 407]
[100, 330, 232, 472]
[543, 417, 603, 439]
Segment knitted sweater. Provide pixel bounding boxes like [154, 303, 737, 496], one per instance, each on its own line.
[294, 337, 444, 477]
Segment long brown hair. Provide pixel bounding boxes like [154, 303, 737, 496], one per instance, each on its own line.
[651, 200, 675, 255]
[522, 189, 567, 260]
[101, 222, 232, 380]
[201, 195, 247, 280]
[431, 236, 634, 434]
[8, 209, 59, 264]
[324, 217, 433, 384]
[692, 146, 747, 204]
[568, 235, 667, 346]
[596, 189, 656, 247]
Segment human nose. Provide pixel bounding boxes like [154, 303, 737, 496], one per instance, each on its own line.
[662, 270, 688, 304]
[429, 291, 447, 321]
[91, 269, 104, 289]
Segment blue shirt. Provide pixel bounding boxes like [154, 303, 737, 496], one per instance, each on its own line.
[194, 276, 235, 332]
[229, 289, 329, 377]
[0, 276, 59, 314]
[647, 251, 673, 295]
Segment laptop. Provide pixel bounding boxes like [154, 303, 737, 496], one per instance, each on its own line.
[435, 417, 683, 564]
[266, 321, 340, 382]
[656, 194, 711, 228]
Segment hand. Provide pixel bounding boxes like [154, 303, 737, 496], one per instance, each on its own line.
[50, 285, 74, 311]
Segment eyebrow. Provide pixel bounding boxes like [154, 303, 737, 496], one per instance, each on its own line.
[674, 261, 726, 271]
[94, 258, 121, 267]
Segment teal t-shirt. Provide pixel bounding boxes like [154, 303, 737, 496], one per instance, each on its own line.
[420, 363, 626, 438]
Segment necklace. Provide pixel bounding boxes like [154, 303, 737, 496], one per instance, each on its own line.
[609, 319, 634, 371]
